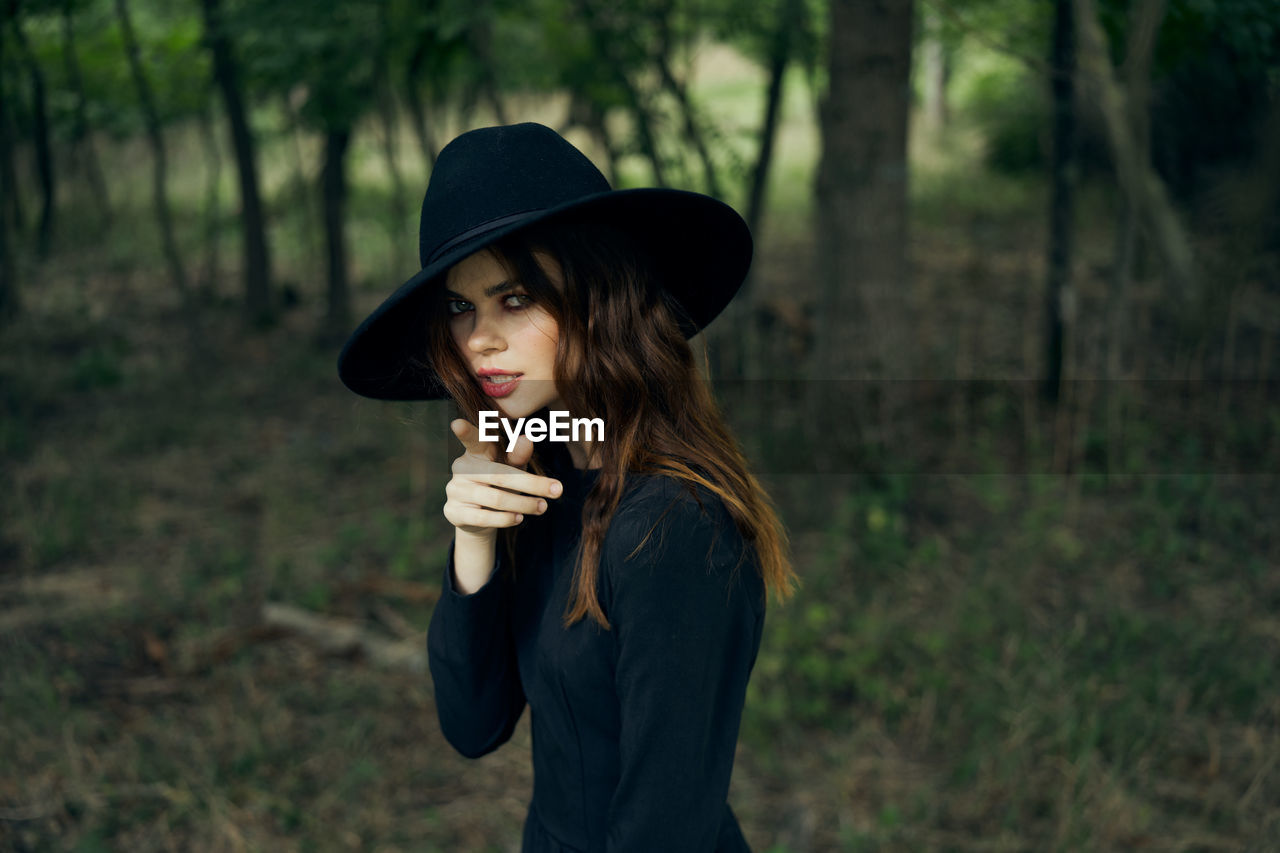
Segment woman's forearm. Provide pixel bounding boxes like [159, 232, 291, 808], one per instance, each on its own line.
[452, 528, 498, 594]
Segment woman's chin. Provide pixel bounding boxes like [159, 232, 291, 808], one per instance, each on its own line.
[487, 390, 563, 421]
[488, 397, 546, 421]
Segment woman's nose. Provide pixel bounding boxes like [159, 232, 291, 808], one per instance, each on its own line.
[466, 311, 506, 354]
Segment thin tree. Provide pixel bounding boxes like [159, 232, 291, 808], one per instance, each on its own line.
[468, 0, 508, 124]
[9, 6, 55, 257]
[1105, 0, 1167, 471]
[1074, 0, 1194, 298]
[0, 192, 14, 324]
[321, 127, 352, 341]
[113, 0, 206, 361]
[60, 0, 111, 221]
[196, 96, 223, 296]
[745, 0, 806, 242]
[651, 2, 721, 197]
[404, 37, 439, 170]
[375, 4, 410, 272]
[0, 11, 17, 324]
[200, 0, 274, 325]
[574, 0, 668, 186]
[0, 1, 24, 237]
[714, 0, 808, 384]
[1044, 0, 1076, 403]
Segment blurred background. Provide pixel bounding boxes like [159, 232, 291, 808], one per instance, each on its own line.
[2, 0, 1278, 849]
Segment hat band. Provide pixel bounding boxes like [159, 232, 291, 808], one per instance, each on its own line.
[425, 209, 545, 266]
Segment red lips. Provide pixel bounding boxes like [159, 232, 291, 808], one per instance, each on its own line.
[477, 369, 522, 398]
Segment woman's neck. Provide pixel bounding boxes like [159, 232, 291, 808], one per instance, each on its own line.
[566, 439, 602, 471]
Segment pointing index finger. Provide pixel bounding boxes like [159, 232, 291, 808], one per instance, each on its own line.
[451, 418, 497, 460]
[474, 471, 563, 499]
[449, 419, 562, 497]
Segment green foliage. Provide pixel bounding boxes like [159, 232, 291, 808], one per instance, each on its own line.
[233, 0, 382, 131]
[12, 0, 211, 139]
[702, 0, 824, 75]
[956, 57, 1048, 175]
[1103, 0, 1280, 81]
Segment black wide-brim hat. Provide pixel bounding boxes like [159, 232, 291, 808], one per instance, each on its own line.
[336, 122, 753, 401]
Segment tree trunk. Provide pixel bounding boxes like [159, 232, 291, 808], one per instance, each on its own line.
[200, 0, 273, 325]
[114, 0, 205, 364]
[714, 0, 806, 385]
[404, 47, 440, 174]
[0, 16, 20, 324]
[374, 6, 410, 271]
[575, 0, 666, 186]
[617, 75, 666, 187]
[651, 8, 720, 196]
[746, 0, 804, 242]
[61, 0, 111, 220]
[197, 99, 223, 297]
[11, 12, 55, 258]
[586, 101, 621, 188]
[1105, 0, 1166, 474]
[1045, 0, 1076, 403]
[280, 93, 322, 288]
[378, 97, 411, 270]
[0, 4, 24, 239]
[470, 0, 508, 125]
[811, 0, 914, 456]
[0, 190, 14, 324]
[655, 54, 719, 195]
[322, 127, 352, 341]
[1075, 0, 1194, 300]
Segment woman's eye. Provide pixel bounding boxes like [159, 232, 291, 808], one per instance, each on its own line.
[504, 293, 532, 310]
[447, 299, 473, 316]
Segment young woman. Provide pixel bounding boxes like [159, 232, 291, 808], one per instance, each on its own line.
[338, 123, 795, 852]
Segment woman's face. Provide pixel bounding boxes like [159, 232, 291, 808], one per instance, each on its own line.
[445, 248, 563, 419]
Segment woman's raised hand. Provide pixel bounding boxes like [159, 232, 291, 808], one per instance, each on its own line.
[445, 419, 562, 593]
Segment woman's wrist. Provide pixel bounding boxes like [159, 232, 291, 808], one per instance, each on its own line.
[452, 527, 498, 595]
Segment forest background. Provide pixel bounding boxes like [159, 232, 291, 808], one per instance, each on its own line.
[2, 0, 1278, 849]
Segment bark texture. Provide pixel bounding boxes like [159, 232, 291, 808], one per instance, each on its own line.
[61, 0, 111, 219]
[322, 128, 353, 341]
[811, 0, 915, 461]
[11, 12, 55, 257]
[1075, 0, 1194, 299]
[1045, 0, 1077, 402]
[114, 0, 204, 361]
[0, 14, 19, 324]
[813, 0, 914, 382]
[200, 0, 273, 324]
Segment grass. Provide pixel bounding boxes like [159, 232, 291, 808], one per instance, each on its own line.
[740, 466, 1278, 848]
[3, 40, 1279, 853]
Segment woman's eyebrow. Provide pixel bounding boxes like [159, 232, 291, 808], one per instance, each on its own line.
[443, 281, 515, 299]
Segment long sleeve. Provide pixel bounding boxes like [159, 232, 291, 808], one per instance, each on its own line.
[603, 483, 765, 852]
[427, 541, 528, 759]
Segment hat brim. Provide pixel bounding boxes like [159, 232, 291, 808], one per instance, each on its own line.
[337, 188, 752, 401]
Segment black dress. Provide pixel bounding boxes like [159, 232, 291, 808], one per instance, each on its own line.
[427, 445, 766, 852]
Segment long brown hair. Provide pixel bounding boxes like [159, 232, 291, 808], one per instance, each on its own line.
[420, 220, 796, 628]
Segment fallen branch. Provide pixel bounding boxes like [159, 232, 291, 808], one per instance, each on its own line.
[261, 603, 425, 674]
